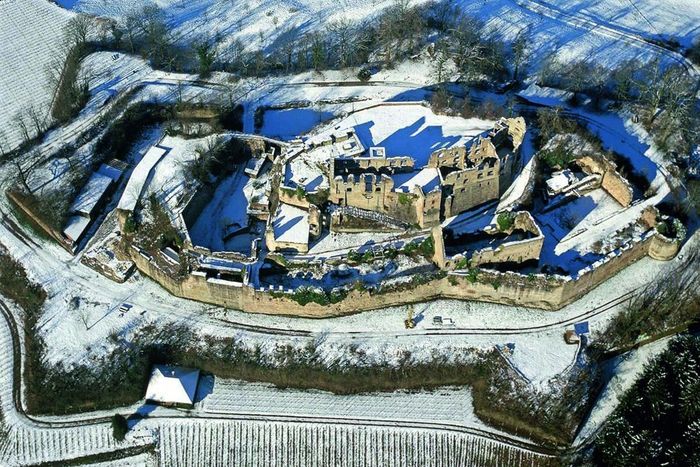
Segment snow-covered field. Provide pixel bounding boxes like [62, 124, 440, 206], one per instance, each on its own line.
[157, 419, 549, 467]
[54, 0, 700, 80]
[0, 0, 71, 149]
[56, 0, 400, 60]
[516, 0, 700, 46]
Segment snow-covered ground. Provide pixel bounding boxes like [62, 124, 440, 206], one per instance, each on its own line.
[0, 0, 71, 149]
[55, 0, 700, 78]
[516, 0, 700, 47]
[56, 0, 401, 60]
[311, 103, 493, 167]
[574, 336, 673, 444]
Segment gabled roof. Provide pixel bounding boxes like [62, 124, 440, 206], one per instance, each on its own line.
[145, 365, 200, 406]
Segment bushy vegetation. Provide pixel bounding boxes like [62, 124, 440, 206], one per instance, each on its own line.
[94, 103, 169, 163]
[477, 361, 600, 447]
[111, 414, 129, 441]
[50, 43, 93, 124]
[594, 254, 699, 351]
[280, 287, 348, 306]
[187, 136, 252, 184]
[539, 56, 700, 158]
[102, 1, 518, 88]
[496, 212, 515, 231]
[133, 194, 184, 254]
[0, 247, 46, 316]
[594, 335, 700, 466]
[686, 39, 700, 67]
[539, 143, 574, 169]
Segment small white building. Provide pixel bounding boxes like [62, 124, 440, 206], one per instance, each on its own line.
[145, 365, 200, 407]
[545, 169, 578, 197]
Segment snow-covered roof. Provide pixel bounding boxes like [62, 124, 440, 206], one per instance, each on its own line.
[96, 163, 124, 182]
[284, 158, 326, 192]
[517, 83, 573, 107]
[273, 203, 309, 245]
[200, 256, 245, 273]
[70, 172, 113, 217]
[118, 145, 168, 212]
[62, 215, 91, 243]
[145, 365, 200, 406]
[546, 170, 577, 195]
[392, 168, 441, 194]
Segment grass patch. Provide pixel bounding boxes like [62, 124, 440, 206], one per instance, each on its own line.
[274, 287, 348, 306]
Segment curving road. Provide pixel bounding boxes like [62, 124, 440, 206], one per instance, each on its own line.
[0, 300, 559, 465]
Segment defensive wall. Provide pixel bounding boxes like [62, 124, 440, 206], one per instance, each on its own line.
[125, 225, 680, 316]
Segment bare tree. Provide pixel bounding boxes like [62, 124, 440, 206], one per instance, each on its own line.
[511, 29, 529, 81]
[64, 13, 95, 49]
[123, 13, 140, 53]
[26, 105, 47, 136]
[10, 158, 32, 193]
[12, 112, 31, 143]
[430, 41, 450, 84]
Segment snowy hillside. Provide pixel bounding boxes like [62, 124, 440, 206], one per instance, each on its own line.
[55, 0, 700, 72]
[0, 0, 71, 149]
[55, 0, 399, 59]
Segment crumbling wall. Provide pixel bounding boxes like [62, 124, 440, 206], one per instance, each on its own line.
[469, 236, 544, 267]
[265, 228, 309, 254]
[576, 155, 633, 207]
[442, 160, 500, 217]
[333, 156, 414, 174]
[330, 174, 433, 227]
[278, 187, 311, 210]
[427, 147, 466, 169]
[128, 225, 678, 316]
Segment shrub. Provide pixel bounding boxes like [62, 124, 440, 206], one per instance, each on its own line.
[398, 193, 412, 205]
[111, 414, 129, 441]
[285, 287, 347, 306]
[454, 257, 470, 270]
[357, 67, 372, 82]
[419, 236, 434, 257]
[496, 212, 515, 231]
[539, 143, 574, 169]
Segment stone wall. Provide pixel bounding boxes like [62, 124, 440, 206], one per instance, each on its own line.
[470, 236, 544, 267]
[330, 173, 439, 228]
[432, 212, 544, 269]
[648, 233, 681, 261]
[427, 147, 466, 169]
[128, 222, 678, 316]
[6, 190, 74, 253]
[442, 159, 500, 217]
[576, 155, 633, 207]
